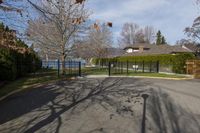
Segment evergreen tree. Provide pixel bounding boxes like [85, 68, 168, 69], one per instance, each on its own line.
[0, 23, 4, 30]
[161, 36, 166, 44]
[156, 30, 167, 45]
[5, 26, 9, 31]
[156, 30, 162, 45]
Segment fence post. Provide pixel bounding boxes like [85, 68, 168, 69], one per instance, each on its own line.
[57, 59, 60, 77]
[121, 62, 123, 74]
[127, 60, 129, 75]
[47, 60, 49, 69]
[150, 61, 152, 73]
[108, 62, 111, 76]
[79, 61, 81, 77]
[135, 61, 137, 72]
[143, 61, 144, 73]
[69, 60, 71, 75]
[157, 61, 159, 73]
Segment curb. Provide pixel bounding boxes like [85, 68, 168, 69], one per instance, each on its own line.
[85, 75, 193, 80]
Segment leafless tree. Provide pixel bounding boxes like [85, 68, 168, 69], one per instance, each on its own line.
[143, 26, 155, 44]
[26, 0, 90, 74]
[86, 23, 113, 58]
[175, 39, 193, 45]
[72, 41, 95, 63]
[185, 16, 200, 41]
[119, 23, 139, 47]
[27, 18, 61, 61]
[0, 0, 22, 13]
[184, 1, 200, 41]
[135, 29, 145, 43]
[0, 0, 29, 34]
[72, 23, 113, 65]
[75, 23, 113, 59]
[119, 23, 155, 48]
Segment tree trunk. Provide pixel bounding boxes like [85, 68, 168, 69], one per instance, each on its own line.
[45, 54, 49, 68]
[61, 54, 65, 75]
[45, 54, 49, 61]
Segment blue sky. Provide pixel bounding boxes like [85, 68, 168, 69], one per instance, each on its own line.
[87, 0, 199, 45]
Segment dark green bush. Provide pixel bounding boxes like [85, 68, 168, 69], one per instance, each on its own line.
[0, 48, 17, 80]
[0, 24, 41, 81]
[0, 47, 41, 80]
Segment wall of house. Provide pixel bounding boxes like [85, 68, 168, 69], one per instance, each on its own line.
[126, 48, 133, 53]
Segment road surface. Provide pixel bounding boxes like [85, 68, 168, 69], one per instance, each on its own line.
[0, 77, 199, 133]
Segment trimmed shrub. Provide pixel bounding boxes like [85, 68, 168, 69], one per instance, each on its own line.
[92, 53, 196, 74]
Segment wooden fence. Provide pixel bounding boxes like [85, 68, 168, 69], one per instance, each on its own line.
[186, 60, 200, 79]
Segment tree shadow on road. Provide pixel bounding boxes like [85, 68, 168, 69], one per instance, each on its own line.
[147, 88, 200, 133]
[0, 77, 151, 133]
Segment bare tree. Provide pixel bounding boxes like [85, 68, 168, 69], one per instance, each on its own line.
[26, 0, 89, 74]
[119, 23, 156, 48]
[0, 0, 22, 13]
[184, 1, 200, 41]
[135, 29, 145, 43]
[143, 26, 155, 44]
[0, 0, 29, 34]
[185, 16, 200, 41]
[85, 23, 113, 59]
[72, 23, 113, 65]
[27, 18, 61, 60]
[119, 23, 139, 47]
[72, 41, 95, 65]
[175, 39, 193, 45]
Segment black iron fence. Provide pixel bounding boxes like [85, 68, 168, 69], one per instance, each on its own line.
[107, 61, 159, 76]
[42, 60, 82, 77]
[42, 60, 159, 77]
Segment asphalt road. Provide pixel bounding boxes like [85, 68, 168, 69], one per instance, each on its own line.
[0, 77, 199, 133]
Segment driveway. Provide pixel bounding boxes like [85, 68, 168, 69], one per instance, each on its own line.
[0, 77, 199, 133]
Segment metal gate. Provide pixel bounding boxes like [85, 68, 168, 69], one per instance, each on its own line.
[108, 61, 159, 76]
[42, 60, 81, 77]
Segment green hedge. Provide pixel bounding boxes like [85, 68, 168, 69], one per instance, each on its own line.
[92, 53, 196, 74]
[0, 47, 41, 80]
[0, 23, 41, 80]
[0, 48, 16, 80]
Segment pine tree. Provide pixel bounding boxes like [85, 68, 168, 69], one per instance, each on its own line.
[161, 36, 166, 44]
[156, 30, 162, 45]
[156, 30, 167, 45]
[0, 22, 4, 30]
[5, 26, 9, 31]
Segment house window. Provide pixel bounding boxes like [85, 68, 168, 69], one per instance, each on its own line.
[126, 48, 141, 53]
[127, 48, 133, 53]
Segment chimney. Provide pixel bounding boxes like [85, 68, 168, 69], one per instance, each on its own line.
[139, 46, 144, 52]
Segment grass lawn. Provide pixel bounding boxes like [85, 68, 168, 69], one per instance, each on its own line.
[0, 69, 59, 99]
[126, 73, 188, 78]
[0, 68, 190, 99]
[82, 67, 108, 75]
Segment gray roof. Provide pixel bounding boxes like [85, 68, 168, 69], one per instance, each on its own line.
[122, 44, 192, 56]
[106, 48, 124, 58]
[183, 43, 200, 52]
[124, 43, 151, 49]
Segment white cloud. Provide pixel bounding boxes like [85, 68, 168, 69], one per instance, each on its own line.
[87, 0, 198, 44]
[89, 0, 168, 20]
